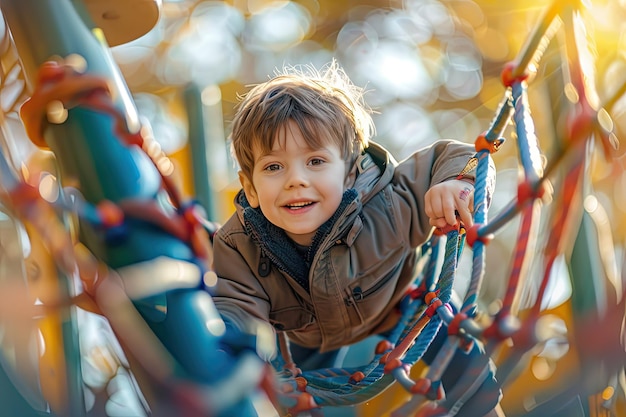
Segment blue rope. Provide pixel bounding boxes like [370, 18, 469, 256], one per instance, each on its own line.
[511, 80, 544, 183]
[461, 149, 491, 316]
[485, 91, 514, 142]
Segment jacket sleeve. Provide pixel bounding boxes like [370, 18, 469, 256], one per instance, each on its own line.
[390, 139, 495, 248]
[211, 225, 274, 339]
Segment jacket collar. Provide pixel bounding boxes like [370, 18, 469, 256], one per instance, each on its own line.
[357, 141, 395, 204]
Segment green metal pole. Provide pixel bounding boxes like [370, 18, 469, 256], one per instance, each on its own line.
[0, 1, 142, 415]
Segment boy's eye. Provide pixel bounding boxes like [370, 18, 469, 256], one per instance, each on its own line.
[309, 158, 325, 166]
[264, 163, 282, 172]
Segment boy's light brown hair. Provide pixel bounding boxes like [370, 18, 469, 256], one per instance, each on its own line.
[230, 61, 374, 181]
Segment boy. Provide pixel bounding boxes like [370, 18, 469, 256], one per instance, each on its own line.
[211, 61, 499, 415]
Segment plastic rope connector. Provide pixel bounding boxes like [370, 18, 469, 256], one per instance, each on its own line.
[96, 200, 124, 228]
[383, 358, 404, 374]
[500, 61, 530, 87]
[475, 131, 505, 154]
[517, 180, 547, 205]
[425, 299, 443, 318]
[433, 222, 461, 236]
[448, 313, 468, 336]
[375, 340, 394, 355]
[349, 371, 365, 384]
[465, 223, 492, 248]
[410, 377, 431, 395]
[423, 290, 443, 318]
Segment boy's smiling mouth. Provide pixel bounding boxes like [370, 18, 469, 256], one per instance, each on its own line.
[285, 201, 314, 210]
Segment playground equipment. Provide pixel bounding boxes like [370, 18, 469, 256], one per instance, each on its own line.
[0, 0, 624, 416]
[0, 1, 274, 416]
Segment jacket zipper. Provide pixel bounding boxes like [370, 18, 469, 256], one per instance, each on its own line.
[344, 273, 394, 306]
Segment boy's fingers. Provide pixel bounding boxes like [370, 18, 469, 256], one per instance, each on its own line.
[430, 217, 448, 229]
[458, 207, 473, 227]
[440, 193, 457, 226]
[445, 206, 457, 226]
[466, 194, 475, 226]
[424, 191, 435, 219]
[426, 192, 447, 224]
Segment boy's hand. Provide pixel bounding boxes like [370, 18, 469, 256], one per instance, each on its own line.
[424, 179, 474, 229]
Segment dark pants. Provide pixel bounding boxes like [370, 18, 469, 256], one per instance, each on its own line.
[422, 326, 502, 417]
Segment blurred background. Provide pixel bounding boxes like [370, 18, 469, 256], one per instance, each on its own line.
[103, 0, 626, 228]
[2, 0, 625, 230]
[1, 0, 626, 416]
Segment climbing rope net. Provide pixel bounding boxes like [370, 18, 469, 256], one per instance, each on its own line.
[0, 0, 625, 416]
[272, 1, 626, 415]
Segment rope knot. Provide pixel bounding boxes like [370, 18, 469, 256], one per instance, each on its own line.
[424, 291, 443, 317]
[475, 131, 505, 154]
[410, 378, 446, 401]
[433, 222, 460, 235]
[500, 61, 530, 87]
[96, 200, 124, 228]
[448, 313, 468, 336]
[408, 282, 428, 300]
[465, 223, 493, 248]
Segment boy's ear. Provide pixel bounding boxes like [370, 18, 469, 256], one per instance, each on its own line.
[239, 171, 259, 208]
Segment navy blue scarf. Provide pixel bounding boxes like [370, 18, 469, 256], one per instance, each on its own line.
[239, 189, 358, 292]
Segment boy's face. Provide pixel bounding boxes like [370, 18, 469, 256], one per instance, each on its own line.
[240, 120, 348, 246]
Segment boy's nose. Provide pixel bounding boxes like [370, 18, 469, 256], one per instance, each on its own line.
[285, 167, 309, 188]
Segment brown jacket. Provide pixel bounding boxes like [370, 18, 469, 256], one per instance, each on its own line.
[212, 140, 492, 352]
